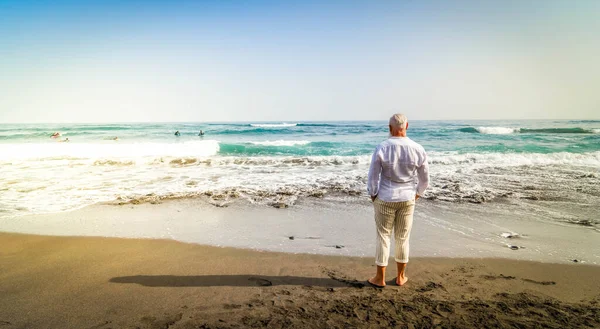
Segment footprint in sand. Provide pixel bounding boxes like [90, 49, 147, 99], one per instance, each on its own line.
[434, 302, 454, 316]
[417, 281, 445, 292]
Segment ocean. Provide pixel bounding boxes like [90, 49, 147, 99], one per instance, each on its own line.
[1, 120, 599, 225]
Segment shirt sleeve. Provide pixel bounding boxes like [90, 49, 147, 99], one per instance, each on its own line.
[367, 146, 382, 197]
[416, 151, 429, 196]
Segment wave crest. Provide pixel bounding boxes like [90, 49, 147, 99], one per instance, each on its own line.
[249, 123, 297, 128]
[248, 140, 311, 146]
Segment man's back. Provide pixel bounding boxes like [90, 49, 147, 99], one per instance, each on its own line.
[368, 137, 429, 202]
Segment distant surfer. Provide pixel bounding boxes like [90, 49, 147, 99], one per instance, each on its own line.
[198, 130, 204, 136]
[51, 132, 61, 138]
[174, 131, 180, 136]
[113, 136, 119, 141]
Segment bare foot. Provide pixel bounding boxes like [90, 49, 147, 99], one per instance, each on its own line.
[368, 277, 385, 288]
[396, 276, 408, 286]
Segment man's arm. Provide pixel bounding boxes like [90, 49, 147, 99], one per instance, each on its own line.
[367, 147, 382, 201]
[416, 152, 429, 200]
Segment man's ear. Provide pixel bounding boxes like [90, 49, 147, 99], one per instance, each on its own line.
[406, 122, 409, 130]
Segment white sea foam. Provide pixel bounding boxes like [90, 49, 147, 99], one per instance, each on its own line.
[1, 149, 599, 218]
[0, 140, 220, 160]
[592, 128, 600, 134]
[429, 151, 600, 167]
[475, 127, 520, 134]
[248, 140, 311, 146]
[249, 123, 297, 128]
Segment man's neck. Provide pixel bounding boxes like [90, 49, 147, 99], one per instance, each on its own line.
[390, 132, 407, 138]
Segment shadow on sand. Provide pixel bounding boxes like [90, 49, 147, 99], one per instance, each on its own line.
[109, 275, 355, 288]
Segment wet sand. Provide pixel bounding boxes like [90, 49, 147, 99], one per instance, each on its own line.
[3, 198, 599, 265]
[1, 232, 599, 329]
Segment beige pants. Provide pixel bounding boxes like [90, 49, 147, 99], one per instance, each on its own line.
[373, 197, 415, 266]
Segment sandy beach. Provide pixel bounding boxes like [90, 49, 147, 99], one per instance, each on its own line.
[3, 0, 599, 327]
[1, 232, 599, 329]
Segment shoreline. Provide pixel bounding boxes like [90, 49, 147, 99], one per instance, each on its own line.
[1, 197, 598, 265]
[1, 232, 599, 328]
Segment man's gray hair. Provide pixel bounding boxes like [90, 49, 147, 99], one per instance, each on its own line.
[389, 113, 408, 129]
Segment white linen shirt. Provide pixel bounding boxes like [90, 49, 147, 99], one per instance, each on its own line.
[367, 137, 429, 202]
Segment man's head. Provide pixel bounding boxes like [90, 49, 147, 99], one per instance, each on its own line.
[389, 113, 408, 137]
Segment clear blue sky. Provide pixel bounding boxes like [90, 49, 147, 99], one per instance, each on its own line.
[1, 0, 598, 123]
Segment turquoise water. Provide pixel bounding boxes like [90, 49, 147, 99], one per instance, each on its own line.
[1, 120, 599, 155]
[0, 120, 599, 218]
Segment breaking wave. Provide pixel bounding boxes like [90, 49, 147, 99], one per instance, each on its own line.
[459, 127, 599, 134]
[0, 140, 220, 160]
[429, 151, 600, 166]
[458, 127, 519, 134]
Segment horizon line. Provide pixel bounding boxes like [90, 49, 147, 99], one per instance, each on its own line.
[1, 118, 599, 125]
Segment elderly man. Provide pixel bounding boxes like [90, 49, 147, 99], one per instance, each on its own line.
[367, 114, 429, 288]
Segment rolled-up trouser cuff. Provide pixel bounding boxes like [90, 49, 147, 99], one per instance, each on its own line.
[375, 260, 388, 267]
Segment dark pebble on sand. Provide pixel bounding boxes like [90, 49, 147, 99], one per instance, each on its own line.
[289, 236, 294, 240]
[510, 246, 519, 250]
[272, 202, 288, 209]
[572, 259, 579, 263]
[335, 245, 344, 249]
